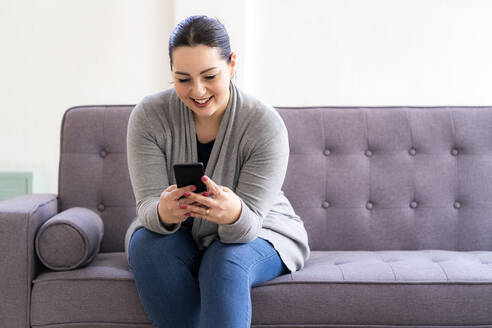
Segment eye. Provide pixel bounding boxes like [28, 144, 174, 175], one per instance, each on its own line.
[177, 78, 190, 83]
[204, 75, 216, 80]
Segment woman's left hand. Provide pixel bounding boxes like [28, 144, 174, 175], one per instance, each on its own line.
[182, 175, 242, 225]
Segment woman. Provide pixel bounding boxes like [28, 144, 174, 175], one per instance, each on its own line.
[125, 15, 310, 328]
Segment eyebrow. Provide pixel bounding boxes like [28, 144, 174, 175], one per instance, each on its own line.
[174, 67, 218, 76]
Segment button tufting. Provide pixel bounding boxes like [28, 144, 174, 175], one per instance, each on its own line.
[410, 200, 418, 209]
[454, 201, 462, 209]
[365, 150, 373, 157]
[366, 202, 374, 210]
[323, 149, 331, 156]
[451, 148, 459, 156]
[100, 150, 108, 158]
[97, 203, 105, 212]
[408, 148, 417, 156]
[322, 201, 330, 209]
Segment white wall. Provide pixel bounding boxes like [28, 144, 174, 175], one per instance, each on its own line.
[0, 0, 174, 194]
[1, 0, 492, 194]
[244, 0, 492, 106]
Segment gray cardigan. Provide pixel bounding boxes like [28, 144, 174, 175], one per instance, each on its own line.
[124, 82, 310, 272]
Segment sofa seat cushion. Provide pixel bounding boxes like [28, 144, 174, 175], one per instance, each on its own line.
[252, 250, 492, 327]
[31, 252, 152, 328]
[32, 250, 492, 327]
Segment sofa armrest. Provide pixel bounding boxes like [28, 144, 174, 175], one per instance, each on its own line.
[0, 194, 58, 328]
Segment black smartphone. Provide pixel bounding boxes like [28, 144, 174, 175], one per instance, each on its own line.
[173, 162, 207, 193]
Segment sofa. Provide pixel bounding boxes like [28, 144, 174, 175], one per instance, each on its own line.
[2, 104, 492, 328]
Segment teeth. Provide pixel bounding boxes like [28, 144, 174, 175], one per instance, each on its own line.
[194, 97, 211, 104]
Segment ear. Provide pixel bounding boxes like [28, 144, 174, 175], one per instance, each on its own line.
[229, 52, 236, 78]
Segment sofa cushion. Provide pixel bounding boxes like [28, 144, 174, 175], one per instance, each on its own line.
[31, 252, 151, 327]
[31, 251, 492, 327]
[253, 250, 492, 327]
[35, 207, 104, 271]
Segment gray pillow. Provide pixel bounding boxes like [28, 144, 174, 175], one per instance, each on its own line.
[35, 207, 104, 271]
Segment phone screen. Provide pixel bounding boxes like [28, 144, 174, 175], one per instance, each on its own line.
[173, 163, 207, 193]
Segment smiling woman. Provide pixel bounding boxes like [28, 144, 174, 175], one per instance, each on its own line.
[172, 44, 236, 142]
[125, 15, 310, 328]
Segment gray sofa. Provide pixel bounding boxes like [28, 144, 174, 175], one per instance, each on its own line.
[2, 104, 492, 328]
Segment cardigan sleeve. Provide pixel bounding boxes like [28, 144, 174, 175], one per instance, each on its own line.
[218, 114, 290, 243]
[127, 100, 181, 235]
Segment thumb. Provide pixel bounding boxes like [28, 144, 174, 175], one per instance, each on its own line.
[165, 184, 177, 192]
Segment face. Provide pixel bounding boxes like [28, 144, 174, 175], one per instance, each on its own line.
[172, 44, 235, 121]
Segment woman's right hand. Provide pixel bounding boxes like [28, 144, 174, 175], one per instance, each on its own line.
[157, 184, 198, 228]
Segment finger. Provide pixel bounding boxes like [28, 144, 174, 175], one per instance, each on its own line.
[201, 176, 221, 196]
[179, 198, 196, 205]
[183, 190, 215, 208]
[181, 203, 209, 216]
[165, 184, 177, 192]
[174, 208, 192, 219]
[188, 207, 211, 220]
[170, 184, 197, 200]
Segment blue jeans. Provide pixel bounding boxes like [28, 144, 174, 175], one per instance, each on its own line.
[128, 226, 289, 328]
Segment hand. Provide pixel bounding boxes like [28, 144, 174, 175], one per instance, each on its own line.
[157, 184, 199, 228]
[182, 175, 242, 225]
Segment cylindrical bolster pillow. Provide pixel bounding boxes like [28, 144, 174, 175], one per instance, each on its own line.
[35, 207, 104, 271]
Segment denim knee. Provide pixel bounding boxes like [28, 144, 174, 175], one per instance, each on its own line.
[198, 241, 249, 281]
[129, 227, 200, 274]
[128, 228, 152, 270]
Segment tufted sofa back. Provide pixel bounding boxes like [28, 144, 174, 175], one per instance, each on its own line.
[59, 106, 134, 252]
[59, 105, 492, 253]
[278, 106, 492, 252]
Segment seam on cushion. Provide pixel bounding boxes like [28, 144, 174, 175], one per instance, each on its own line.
[32, 321, 153, 327]
[378, 253, 397, 281]
[25, 196, 57, 215]
[32, 277, 136, 284]
[364, 110, 373, 247]
[406, 110, 418, 248]
[321, 110, 328, 215]
[423, 250, 449, 281]
[99, 106, 106, 209]
[254, 280, 492, 287]
[32, 277, 492, 286]
[434, 261, 450, 281]
[450, 110, 460, 251]
[291, 205, 492, 210]
[252, 325, 492, 328]
[336, 263, 346, 281]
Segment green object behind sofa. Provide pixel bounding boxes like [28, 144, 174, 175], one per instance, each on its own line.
[0, 172, 32, 201]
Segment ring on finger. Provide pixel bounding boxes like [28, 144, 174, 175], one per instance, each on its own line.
[206, 208, 210, 215]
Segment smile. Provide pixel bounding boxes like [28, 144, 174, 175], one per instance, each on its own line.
[191, 96, 213, 107]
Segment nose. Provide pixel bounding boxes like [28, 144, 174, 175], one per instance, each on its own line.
[191, 80, 206, 97]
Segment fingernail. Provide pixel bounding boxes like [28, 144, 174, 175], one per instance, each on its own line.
[180, 205, 187, 209]
[184, 192, 191, 197]
[203, 192, 210, 197]
[202, 176, 208, 182]
[190, 185, 196, 191]
[185, 213, 191, 217]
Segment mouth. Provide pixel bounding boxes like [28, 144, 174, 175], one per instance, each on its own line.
[191, 96, 213, 107]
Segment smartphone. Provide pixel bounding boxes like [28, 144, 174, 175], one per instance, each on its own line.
[173, 162, 207, 193]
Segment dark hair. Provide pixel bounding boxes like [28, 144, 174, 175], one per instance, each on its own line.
[169, 15, 232, 69]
